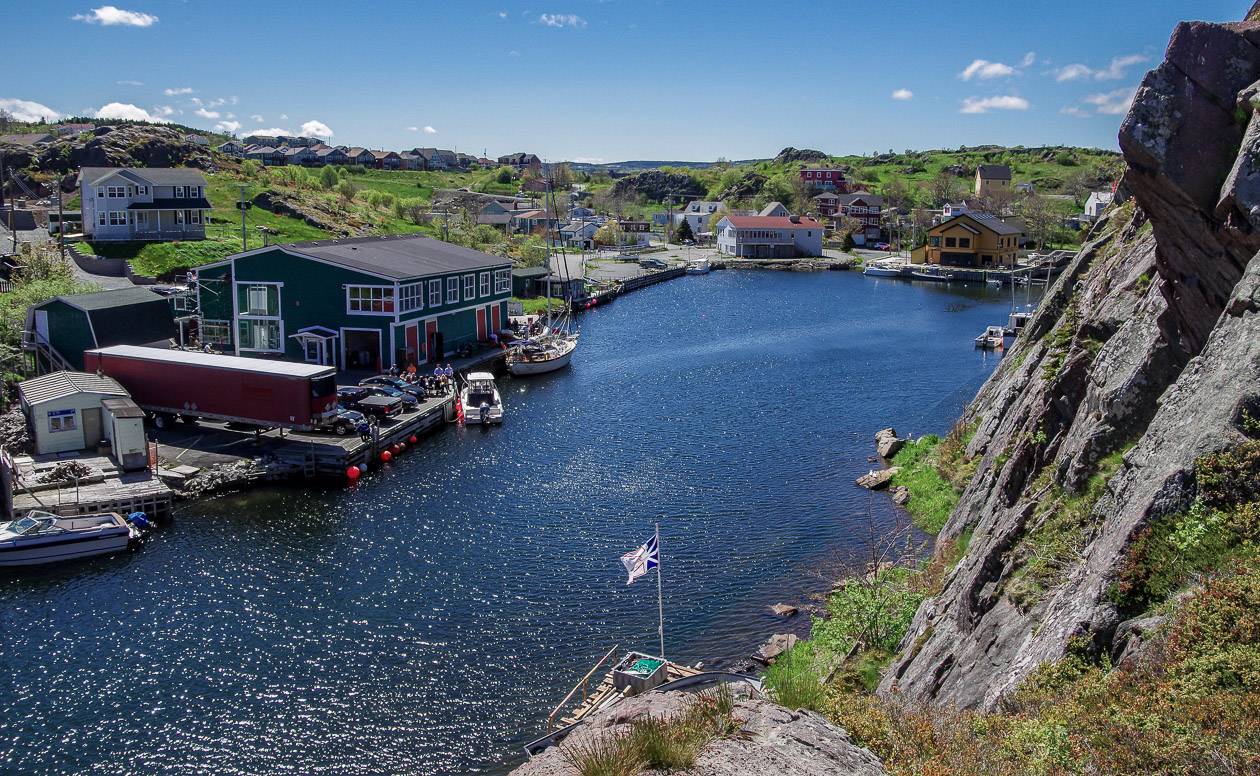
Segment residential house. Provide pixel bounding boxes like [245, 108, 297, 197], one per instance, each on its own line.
[315, 146, 349, 166]
[498, 152, 542, 173]
[185, 134, 210, 147]
[477, 200, 517, 229]
[282, 146, 316, 166]
[79, 167, 211, 242]
[922, 212, 1020, 268]
[975, 164, 1012, 198]
[398, 151, 422, 170]
[1084, 191, 1114, 222]
[25, 287, 178, 371]
[242, 134, 280, 146]
[345, 147, 375, 167]
[812, 191, 842, 216]
[193, 234, 514, 369]
[617, 219, 652, 246]
[798, 166, 849, 192]
[415, 148, 445, 170]
[217, 140, 245, 157]
[675, 200, 723, 236]
[558, 221, 599, 250]
[372, 150, 403, 170]
[246, 146, 287, 166]
[570, 206, 596, 219]
[715, 215, 823, 258]
[510, 209, 556, 235]
[512, 266, 550, 297]
[759, 201, 790, 218]
[833, 192, 884, 242]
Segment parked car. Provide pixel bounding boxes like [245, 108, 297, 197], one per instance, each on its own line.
[337, 386, 403, 420]
[359, 384, 420, 411]
[872, 242, 891, 251]
[313, 405, 370, 437]
[639, 258, 667, 269]
[360, 375, 424, 400]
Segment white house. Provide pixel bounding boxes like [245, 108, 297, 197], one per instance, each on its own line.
[715, 215, 823, 258]
[79, 167, 211, 242]
[1084, 191, 1115, 222]
[559, 220, 600, 250]
[674, 200, 723, 237]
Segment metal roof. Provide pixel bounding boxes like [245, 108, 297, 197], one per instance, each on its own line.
[281, 234, 511, 280]
[55, 287, 166, 311]
[88, 345, 336, 378]
[976, 164, 1012, 180]
[19, 371, 128, 405]
[101, 397, 145, 418]
[78, 167, 208, 187]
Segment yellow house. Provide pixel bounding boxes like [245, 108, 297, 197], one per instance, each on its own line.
[975, 164, 1012, 198]
[924, 213, 1020, 268]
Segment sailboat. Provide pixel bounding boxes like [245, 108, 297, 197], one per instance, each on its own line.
[507, 171, 580, 377]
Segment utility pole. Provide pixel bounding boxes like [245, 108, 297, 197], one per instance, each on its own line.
[57, 175, 64, 262]
[239, 185, 248, 251]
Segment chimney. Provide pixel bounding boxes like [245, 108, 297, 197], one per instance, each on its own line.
[789, 215, 801, 224]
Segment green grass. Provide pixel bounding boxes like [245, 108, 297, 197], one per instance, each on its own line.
[512, 296, 565, 315]
[889, 435, 961, 534]
[764, 643, 832, 712]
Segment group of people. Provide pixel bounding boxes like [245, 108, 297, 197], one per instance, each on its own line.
[387, 361, 456, 398]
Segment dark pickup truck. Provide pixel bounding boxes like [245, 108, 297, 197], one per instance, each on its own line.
[337, 386, 402, 420]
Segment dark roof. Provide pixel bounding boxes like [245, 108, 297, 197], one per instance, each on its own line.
[48, 288, 178, 348]
[127, 198, 212, 210]
[937, 212, 1022, 235]
[976, 164, 1012, 180]
[0, 133, 54, 146]
[79, 167, 208, 187]
[838, 192, 883, 206]
[281, 234, 511, 280]
[58, 287, 166, 311]
[513, 266, 550, 278]
[0, 208, 37, 230]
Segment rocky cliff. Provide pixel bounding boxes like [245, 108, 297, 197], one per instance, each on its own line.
[880, 12, 1260, 709]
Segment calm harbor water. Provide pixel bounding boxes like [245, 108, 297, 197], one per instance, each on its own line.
[1, 269, 1032, 775]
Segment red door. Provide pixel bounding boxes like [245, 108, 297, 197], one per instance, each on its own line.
[425, 320, 438, 362]
[491, 303, 501, 333]
[405, 324, 419, 364]
[476, 307, 487, 341]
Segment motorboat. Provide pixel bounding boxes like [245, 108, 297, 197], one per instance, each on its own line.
[862, 259, 905, 278]
[460, 372, 504, 424]
[0, 511, 142, 567]
[507, 333, 578, 376]
[910, 267, 955, 282]
[975, 325, 1006, 349]
[685, 258, 711, 275]
[986, 275, 1003, 286]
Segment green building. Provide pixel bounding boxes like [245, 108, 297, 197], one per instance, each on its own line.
[25, 287, 178, 372]
[194, 235, 513, 371]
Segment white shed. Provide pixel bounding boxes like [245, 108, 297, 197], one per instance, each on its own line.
[17, 372, 130, 456]
[101, 397, 148, 471]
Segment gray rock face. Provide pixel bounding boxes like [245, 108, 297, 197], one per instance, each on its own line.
[856, 467, 898, 490]
[880, 14, 1260, 710]
[511, 690, 886, 776]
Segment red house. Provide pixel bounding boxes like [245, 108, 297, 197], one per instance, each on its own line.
[799, 166, 849, 192]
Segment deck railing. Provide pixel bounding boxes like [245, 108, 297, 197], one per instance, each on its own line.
[546, 644, 619, 729]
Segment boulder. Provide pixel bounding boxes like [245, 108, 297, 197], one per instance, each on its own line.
[754, 633, 798, 665]
[770, 603, 799, 618]
[874, 428, 905, 458]
[889, 486, 911, 506]
[856, 467, 898, 490]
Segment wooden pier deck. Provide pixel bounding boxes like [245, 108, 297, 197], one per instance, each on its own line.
[549, 647, 703, 729]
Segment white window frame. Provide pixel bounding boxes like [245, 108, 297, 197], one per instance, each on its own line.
[108, 211, 126, 226]
[345, 284, 396, 316]
[237, 319, 283, 353]
[446, 276, 460, 304]
[200, 319, 231, 345]
[136, 185, 147, 197]
[479, 272, 491, 297]
[47, 410, 77, 433]
[428, 279, 442, 307]
[494, 268, 510, 294]
[399, 282, 424, 313]
[463, 274, 476, 300]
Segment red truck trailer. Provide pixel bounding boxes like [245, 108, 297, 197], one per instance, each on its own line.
[83, 345, 339, 430]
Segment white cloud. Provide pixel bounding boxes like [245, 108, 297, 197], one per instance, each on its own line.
[72, 6, 158, 27]
[225, 112, 235, 119]
[250, 114, 264, 122]
[0, 98, 60, 123]
[960, 95, 1030, 114]
[1060, 106, 1090, 118]
[1083, 87, 1138, 115]
[215, 120, 241, 134]
[115, 79, 143, 86]
[194, 107, 220, 119]
[94, 101, 169, 122]
[151, 104, 176, 117]
[891, 88, 914, 101]
[406, 126, 419, 132]
[251, 127, 292, 137]
[164, 86, 193, 95]
[1021, 52, 1037, 68]
[498, 10, 508, 18]
[509, 49, 520, 57]
[539, 13, 586, 28]
[279, 113, 288, 120]
[423, 125, 437, 134]
[1055, 54, 1148, 82]
[960, 59, 1016, 81]
[300, 119, 333, 138]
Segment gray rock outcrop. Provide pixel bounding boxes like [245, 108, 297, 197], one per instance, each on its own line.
[880, 12, 1260, 710]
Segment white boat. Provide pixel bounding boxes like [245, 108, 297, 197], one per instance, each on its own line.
[685, 258, 711, 274]
[986, 276, 1003, 286]
[507, 334, 578, 376]
[0, 511, 140, 567]
[862, 258, 906, 278]
[974, 325, 1006, 349]
[460, 372, 504, 424]
[910, 267, 955, 282]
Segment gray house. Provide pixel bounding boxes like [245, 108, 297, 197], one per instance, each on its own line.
[79, 167, 211, 242]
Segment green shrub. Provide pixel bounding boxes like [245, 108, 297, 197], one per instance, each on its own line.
[629, 714, 701, 770]
[560, 730, 641, 776]
[889, 435, 960, 534]
[814, 567, 923, 654]
[764, 644, 830, 712]
[1196, 440, 1260, 510]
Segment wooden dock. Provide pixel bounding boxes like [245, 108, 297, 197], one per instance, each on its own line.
[548, 647, 703, 729]
[1, 449, 174, 520]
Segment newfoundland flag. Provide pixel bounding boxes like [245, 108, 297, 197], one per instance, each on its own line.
[620, 531, 660, 586]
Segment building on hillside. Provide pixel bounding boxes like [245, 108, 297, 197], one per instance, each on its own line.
[344, 147, 375, 166]
[674, 200, 723, 236]
[715, 215, 823, 258]
[477, 200, 518, 229]
[922, 212, 1020, 268]
[975, 164, 1012, 198]
[399, 151, 422, 170]
[758, 201, 790, 218]
[833, 192, 884, 242]
[193, 234, 513, 369]
[510, 209, 556, 235]
[78, 167, 210, 242]
[315, 146, 349, 166]
[185, 134, 210, 147]
[811, 191, 842, 216]
[414, 148, 445, 170]
[798, 166, 849, 192]
[25, 287, 178, 371]
[372, 150, 402, 170]
[558, 221, 599, 250]
[217, 140, 245, 157]
[1084, 191, 1115, 222]
[282, 146, 316, 165]
[498, 152, 542, 172]
[242, 134, 280, 146]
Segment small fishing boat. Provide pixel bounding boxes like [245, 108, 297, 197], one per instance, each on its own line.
[862, 258, 905, 278]
[507, 333, 578, 376]
[986, 276, 1003, 286]
[910, 267, 955, 282]
[460, 372, 504, 425]
[975, 325, 1006, 349]
[0, 511, 143, 567]
[685, 258, 711, 275]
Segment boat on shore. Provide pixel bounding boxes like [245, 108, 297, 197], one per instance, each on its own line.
[0, 511, 143, 567]
[685, 258, 711, 274]
[460, 372, 504, 424]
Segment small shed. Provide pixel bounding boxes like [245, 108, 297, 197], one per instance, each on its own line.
[26, 287, 178, 371]
[101, 398, 147, 471]
[512, 266, 549, 297]
[17, 371, 129, 455]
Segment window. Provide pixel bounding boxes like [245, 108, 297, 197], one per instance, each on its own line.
[108, 211, 126, 226]
[959, 237, 971, 248]
[106, 185, 127, 198]
[494, 268, 510, 294]
[174, 186, 185, 198]
[136, 185, 147, 197]
[200, 319, 231, 345]
[446, 277, 460, 304]
[47, 409, 77, 433]
[464, 274, 476, 300]
[240, 284, 280, 316]
[189, 185, 200, 198]
[479, 272, 491, 297]
[98, 212, 106, 226]
[929, 236, 941, 247]
[238, 319, 281, 352]
[428, 279, 442, 307]
[96, 188, 104, 198]
[347, 285, 395, 314]
[945, 237, 957, 248]
[399, 283, 423, 312]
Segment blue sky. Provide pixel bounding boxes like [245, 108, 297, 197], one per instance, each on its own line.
[3, 1, 1247, 162]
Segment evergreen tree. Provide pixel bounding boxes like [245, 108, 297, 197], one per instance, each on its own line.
[674, 217, 695, 243]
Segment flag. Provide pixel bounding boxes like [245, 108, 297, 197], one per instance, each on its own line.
[620, 532, 659, 586]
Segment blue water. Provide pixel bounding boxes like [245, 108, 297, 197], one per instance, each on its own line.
[0, 270, 1025, 775]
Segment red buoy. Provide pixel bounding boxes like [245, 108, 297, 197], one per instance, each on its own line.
[398, 442, 407, 452]
[346, 466, 361, 481]
[380, 450, 393, 463]
[408, 435, 418, 444]
[391, 444, 401, 455]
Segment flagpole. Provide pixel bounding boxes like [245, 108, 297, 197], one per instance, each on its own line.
[656, 522, 665, 659]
